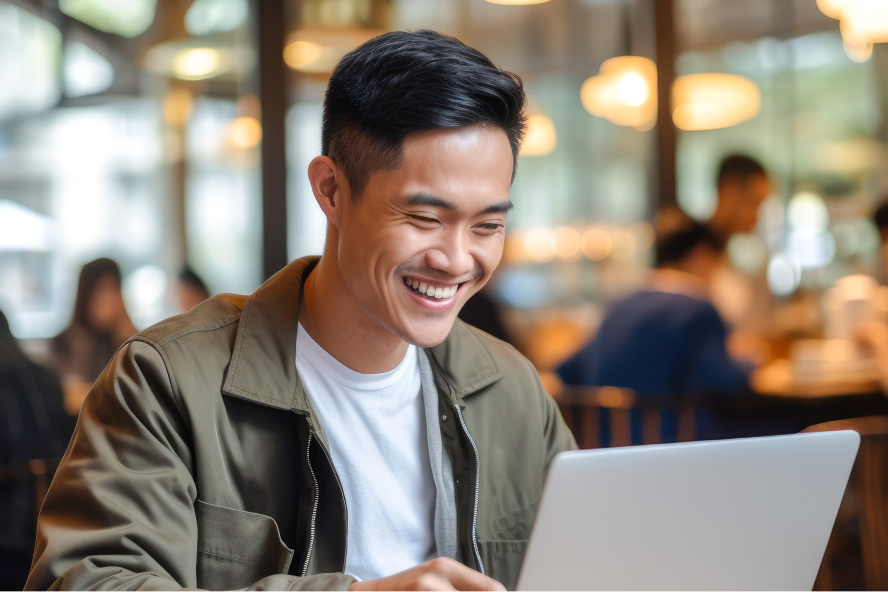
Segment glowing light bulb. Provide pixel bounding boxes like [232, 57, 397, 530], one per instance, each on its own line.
[618, 73, 648, 107]
[172, 48, 220, 80]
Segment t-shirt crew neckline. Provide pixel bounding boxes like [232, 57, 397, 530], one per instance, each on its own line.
[296, 322, 416, 392]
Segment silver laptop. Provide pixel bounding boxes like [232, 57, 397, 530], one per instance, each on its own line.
[517, 431, 859, 591]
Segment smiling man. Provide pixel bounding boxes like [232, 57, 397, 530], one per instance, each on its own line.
[27, 31, 576, 592]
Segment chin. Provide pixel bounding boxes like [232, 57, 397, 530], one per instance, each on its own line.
[397, 319, 456, 349]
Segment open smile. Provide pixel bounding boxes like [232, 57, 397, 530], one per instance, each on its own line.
[402, 276, 462, 309]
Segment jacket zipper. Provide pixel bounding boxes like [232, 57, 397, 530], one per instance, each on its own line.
[454, 402, 485, 575]
[301, 430, 320, 577]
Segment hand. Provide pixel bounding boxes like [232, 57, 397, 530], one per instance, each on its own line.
[349, 557, 505, 591]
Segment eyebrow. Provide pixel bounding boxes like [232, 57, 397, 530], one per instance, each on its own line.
[404, 192, 514, 215]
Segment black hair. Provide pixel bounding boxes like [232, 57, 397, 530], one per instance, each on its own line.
[178, 266, 210, 297]
[874, 201, 888, 232]
[322, 30, 527, 198]
[656, 222, 722, 267]
[717, 154, 766, 186]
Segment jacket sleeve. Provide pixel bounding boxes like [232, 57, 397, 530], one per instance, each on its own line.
[539, 373, 578, 477]
[26, 340, 355, 592]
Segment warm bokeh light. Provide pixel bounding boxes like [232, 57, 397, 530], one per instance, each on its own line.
[553, 226, 581, 260]
[485, 0, 552, 4]
[283, 40, 323, 70]
[521, 113, 557, 157]
[581, 228, 612, 261]
[284, 29, 381, 74]
[817, 0, 888, 53]
[618, 73, 648, 107]
[229, 116, 262, 148]
[580, 56, 657, 131]
[525, 228, 557, 263]
[172, 48, 221, 80]
[843, 38, 873, 61]
[671, 73, 761, 131]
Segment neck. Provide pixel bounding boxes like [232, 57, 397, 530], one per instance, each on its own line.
[298, 233, 408, 374]
[651, 267, 710, 299]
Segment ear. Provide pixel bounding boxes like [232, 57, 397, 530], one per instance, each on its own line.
[307, 156, 349, 229]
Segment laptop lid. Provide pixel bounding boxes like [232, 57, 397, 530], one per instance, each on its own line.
[517, 431, 859, 591]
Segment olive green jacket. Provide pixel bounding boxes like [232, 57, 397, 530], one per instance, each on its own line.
[26, 257, 576, 591]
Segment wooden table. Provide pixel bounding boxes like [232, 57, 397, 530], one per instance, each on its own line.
[752, 359, 882, 398]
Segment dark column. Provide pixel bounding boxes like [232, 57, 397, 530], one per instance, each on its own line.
[256, 0, 289, 280]
[654, 0, 676, 209]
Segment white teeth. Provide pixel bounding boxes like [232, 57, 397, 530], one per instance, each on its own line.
[406, 278, 458, 299]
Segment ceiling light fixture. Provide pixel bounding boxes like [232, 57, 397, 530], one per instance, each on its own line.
[580, 56, 657, 131]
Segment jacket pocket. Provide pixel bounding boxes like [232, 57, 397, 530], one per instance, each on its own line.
[478, 539, 528, 592]
[195, 500, 295, 590]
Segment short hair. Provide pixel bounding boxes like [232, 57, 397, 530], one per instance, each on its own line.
[322, 30, 527, 199]
[717, 154, 766, 187]
[874, 201, 888, 232]
[178, 266, 210, 298]
[656, 222, 722, 267]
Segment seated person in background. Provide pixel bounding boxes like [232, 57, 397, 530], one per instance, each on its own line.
[873, 201, 888, 283]
[177, 266, 211, 312]
[0, 310, 74, 590]
[707, 154, 770, 246]
[557, 222, 752, 440]
[50, 258, 137, 415]
[853, 199, 888, 391]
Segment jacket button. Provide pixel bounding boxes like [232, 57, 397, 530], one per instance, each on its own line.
[442, 414, 447, 421]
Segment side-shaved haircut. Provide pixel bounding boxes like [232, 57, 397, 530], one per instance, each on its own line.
[322, 30, 527, 199]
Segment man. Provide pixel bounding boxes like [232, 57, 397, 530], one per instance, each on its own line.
[26, 31, 575, 591]
[557, 223, 751, 442]
[706, 155, 773, 355]
[707, 155, 770, 245]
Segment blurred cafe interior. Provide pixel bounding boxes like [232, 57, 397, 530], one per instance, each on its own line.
[3, 0, 888, 589]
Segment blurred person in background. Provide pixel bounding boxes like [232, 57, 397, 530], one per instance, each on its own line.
[872, 201, 888, 282]
[707, 155, 770, 245]
[557, 222, 752, 406]
[852, 200, 888, 391]
[177, 266, 211, 312]
[50, 258, 137, 415]
[707, 154, 773, 362]
[0, 310, 73, 590]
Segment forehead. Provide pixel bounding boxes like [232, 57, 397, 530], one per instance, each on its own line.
[369, 126, 514, 210]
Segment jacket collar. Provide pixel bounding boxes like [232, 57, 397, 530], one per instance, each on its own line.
[222, 256, 317, 411]
[221, 256, 504, 410]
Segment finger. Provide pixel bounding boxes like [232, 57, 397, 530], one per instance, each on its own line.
[416, 574, 458, 591]
[438, 560, 506, 591]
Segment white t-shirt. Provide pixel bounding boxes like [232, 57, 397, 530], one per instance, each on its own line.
[295, 323, 437, 581]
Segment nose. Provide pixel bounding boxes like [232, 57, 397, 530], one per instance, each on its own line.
[424, 227, 476, 279]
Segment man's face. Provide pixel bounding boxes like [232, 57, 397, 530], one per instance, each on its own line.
[335, 126, 514, 348]
[720, 172, 770, 234]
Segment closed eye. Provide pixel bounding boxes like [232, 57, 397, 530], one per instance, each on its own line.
[407, 213, 442, 228]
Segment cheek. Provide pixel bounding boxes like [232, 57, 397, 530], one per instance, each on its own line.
[475, 235, 505, 275]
